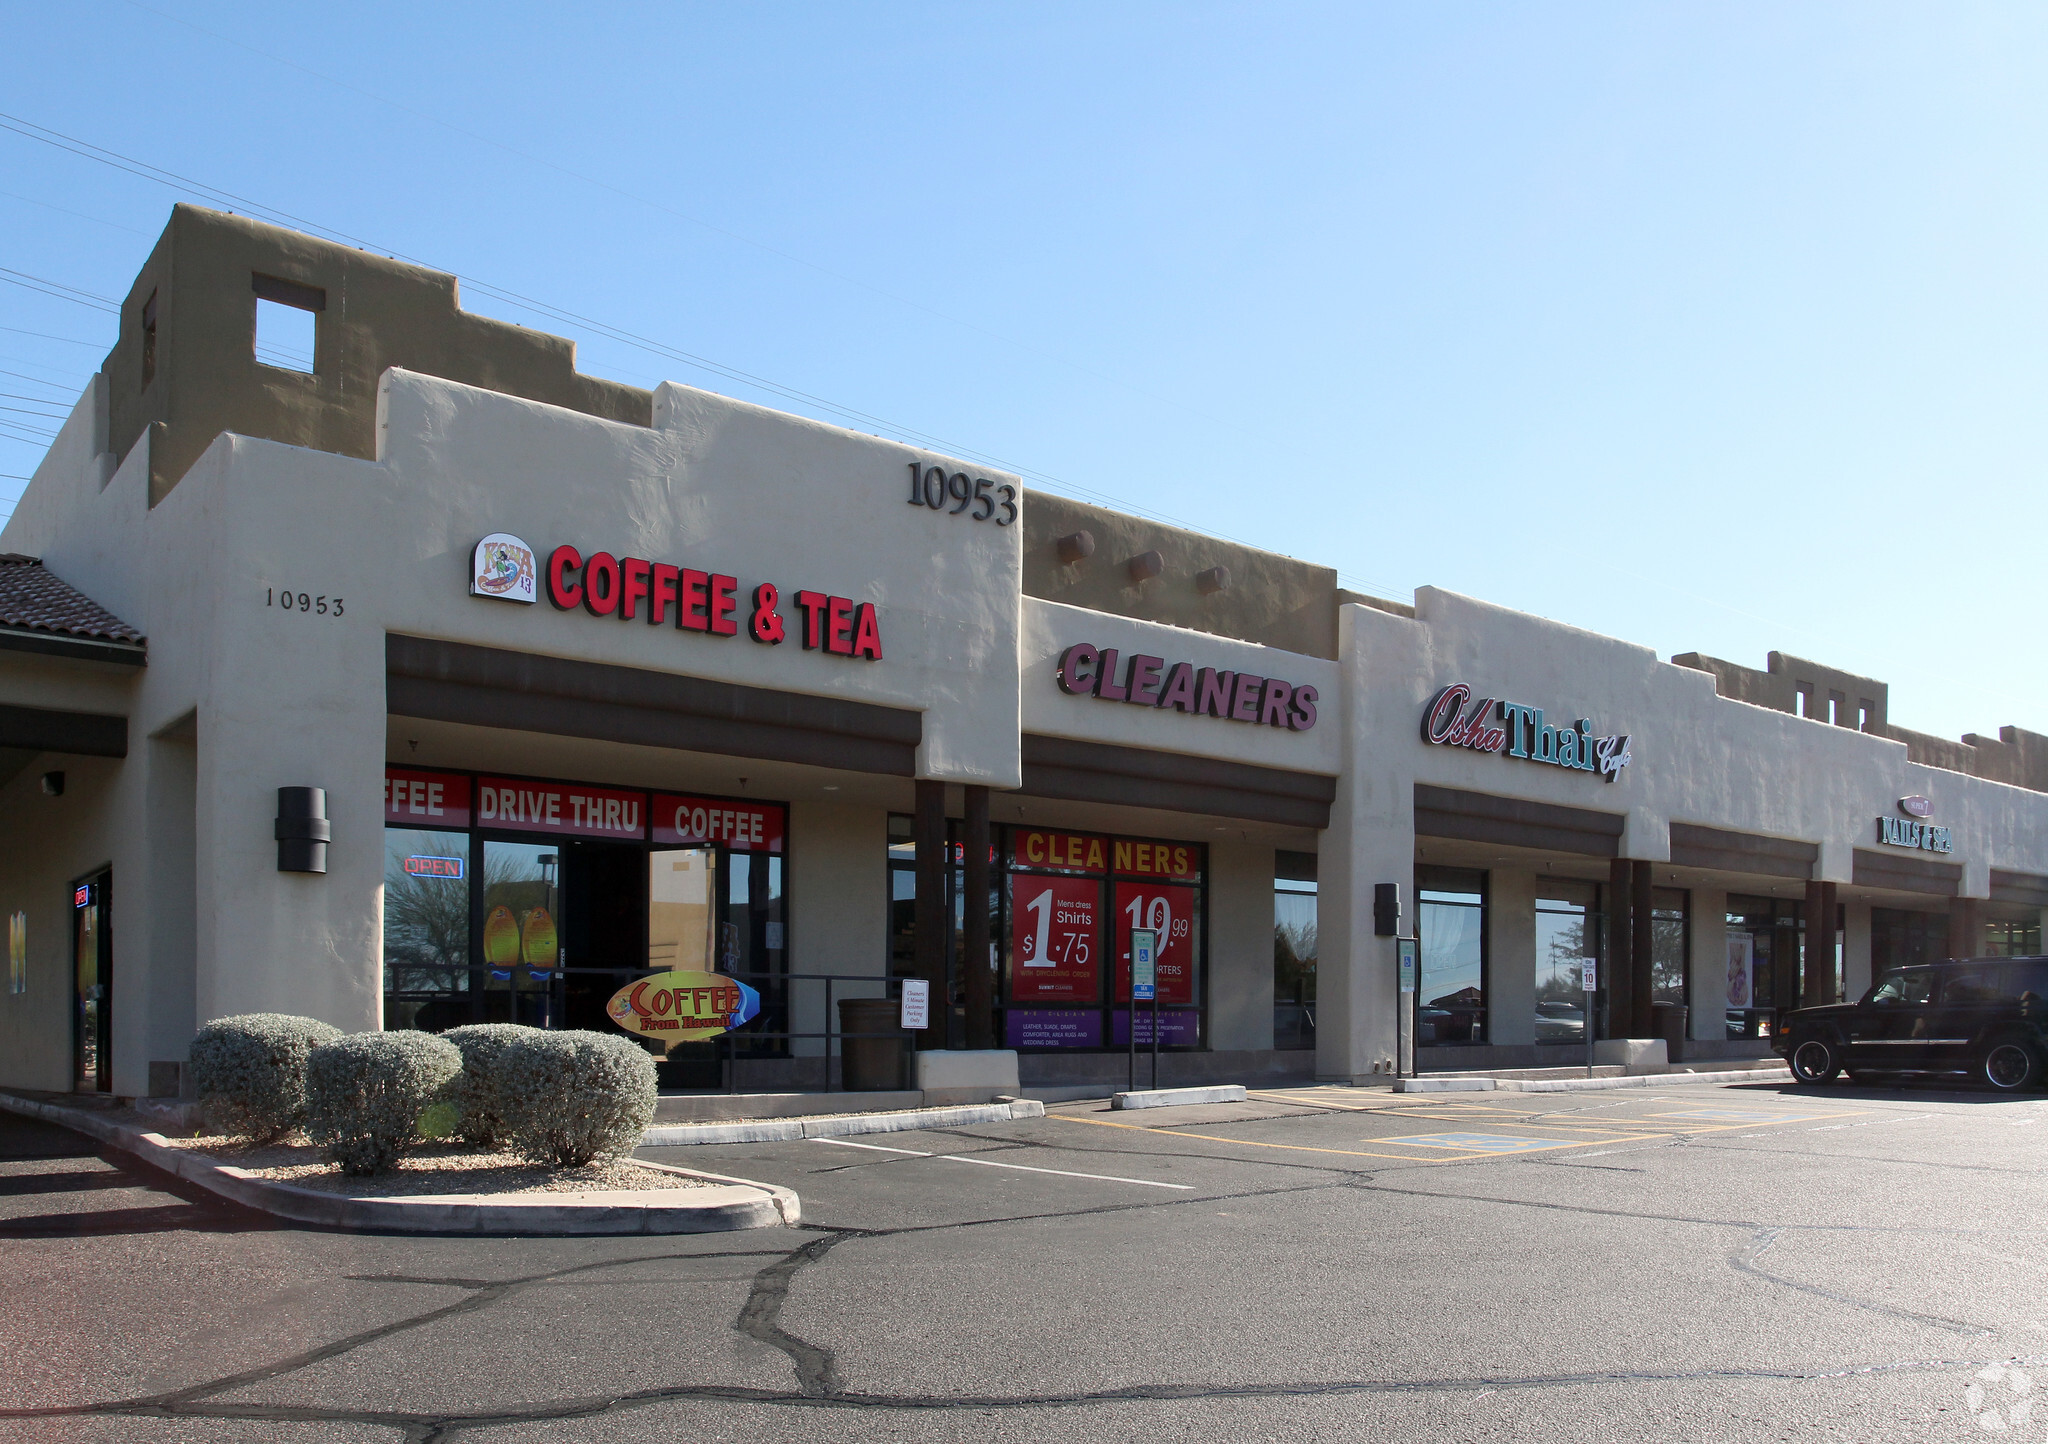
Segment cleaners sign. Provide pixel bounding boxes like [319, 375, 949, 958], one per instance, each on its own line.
[1422, 683, 1632, 782]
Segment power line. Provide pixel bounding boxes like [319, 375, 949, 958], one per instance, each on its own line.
[0, 112, 1416, 599]
[0, 324, 106, 347]
[0, 368, 77, 391]
[0, 268, 121, 312]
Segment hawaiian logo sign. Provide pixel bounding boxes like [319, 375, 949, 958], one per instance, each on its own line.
[1422, 683, 1632, 782]
[606, 970, 762, 1048]
[472, 533, 537, 603]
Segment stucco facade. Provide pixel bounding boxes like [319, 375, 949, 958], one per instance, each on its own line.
[3, 206, 2045, 1097]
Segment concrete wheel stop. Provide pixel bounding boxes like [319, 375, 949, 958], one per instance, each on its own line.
[1111, 1084, 1248, 1110]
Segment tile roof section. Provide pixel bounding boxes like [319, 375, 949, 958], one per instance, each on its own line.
[0, 555, 146, 647]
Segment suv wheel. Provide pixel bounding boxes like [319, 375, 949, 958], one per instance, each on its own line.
[1980, 1039, 2042, 1093]
[1789, 1037, 1841, 1084]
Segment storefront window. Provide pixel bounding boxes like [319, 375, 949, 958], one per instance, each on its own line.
[382, 828, 471, 1032]
[1871, 906, 1945, 974]
[1534, 882, 1597, 1044]
[1418, 867, 1486, 1046]
[1726, 895, 1802, 1038]
[1651, 887, 1689, 1008]
[993, 826, 1206, 1052]
[1985, 915, 2043, 958]
[382, 769, 787, 1075]
[1274, 851, 1317, 1051]
[482, 840, 560, 1028]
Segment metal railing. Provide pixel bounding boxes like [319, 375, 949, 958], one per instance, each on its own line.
[712, 970, 914, 1093]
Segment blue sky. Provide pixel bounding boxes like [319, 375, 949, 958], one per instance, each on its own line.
[1, 3, 2042, 741]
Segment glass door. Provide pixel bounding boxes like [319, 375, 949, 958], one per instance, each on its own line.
[648, 847, 718, 972]
[72, 870, 111, 1093]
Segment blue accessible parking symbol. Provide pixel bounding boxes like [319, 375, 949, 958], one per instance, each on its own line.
[1381, 1133, 1577, 1153]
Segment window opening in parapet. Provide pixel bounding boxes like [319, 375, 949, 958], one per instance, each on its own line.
[140, 290, 157, 390]
[251, 272, 326, 375]
[255, 297, 316, 373]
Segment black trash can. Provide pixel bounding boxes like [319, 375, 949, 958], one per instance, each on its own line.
[1651, 1001, 1688, 1065]
[838, 996, 906, 1091]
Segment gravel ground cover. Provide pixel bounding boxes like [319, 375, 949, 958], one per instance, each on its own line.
[154, 1134, 711, 1196]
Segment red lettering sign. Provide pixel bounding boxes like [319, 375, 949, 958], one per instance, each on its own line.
[475, 777, 646, 839]
[650, 794, 787, 852]
[1114, 881, 1197, 1004]
[384, 769, 473, 828]
[1010, 873, 1100, 1003]
[1110, 838, 1201, 882]
[539, 543, 877, 661]
[1012, 829, 1109, 875]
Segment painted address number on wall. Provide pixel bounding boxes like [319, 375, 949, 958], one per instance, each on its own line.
[266, 588, 344, 616]
[906, 464, 1017, 525]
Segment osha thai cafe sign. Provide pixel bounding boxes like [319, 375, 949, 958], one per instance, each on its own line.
[1422, 684, 1632, 782]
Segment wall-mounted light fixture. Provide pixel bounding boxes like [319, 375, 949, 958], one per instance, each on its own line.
[1374, 882, 1403, 937]
[275, 787, 330, 873]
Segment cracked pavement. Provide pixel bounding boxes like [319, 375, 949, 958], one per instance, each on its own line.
[3, 1079, 2044, 1442]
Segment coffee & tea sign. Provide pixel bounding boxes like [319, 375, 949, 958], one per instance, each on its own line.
[606, 970, 761, 1049]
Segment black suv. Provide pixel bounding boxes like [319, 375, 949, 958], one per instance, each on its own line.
[1777, 956, 2048, 1092]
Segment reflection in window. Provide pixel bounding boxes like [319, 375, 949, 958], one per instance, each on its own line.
[1986, 916, 2044, 958]
[1651, 887, 1688, 1007]
[1274, 851, 1317, 1051]
[482, 840, 560, 1027]
[1535, 882, 1597, 1044]
[1418, 867, 1486, 1045]
[1869, 969, 1935, 1007]
[383, 829, 471, 1032]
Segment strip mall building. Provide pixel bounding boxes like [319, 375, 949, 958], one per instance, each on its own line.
[4, 205, 2047, 1098]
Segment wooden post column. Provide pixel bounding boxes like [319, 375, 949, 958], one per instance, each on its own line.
[1803, 880, 1838, 1007]
[912, 781, 948, 1020]
[963, 785, 993, 1049]
[1607, 857, 1634, 1040]
[1630, 859, 1655, 1038]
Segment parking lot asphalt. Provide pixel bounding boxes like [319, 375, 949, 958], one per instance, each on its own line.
[5, 1078, 2047, 1442]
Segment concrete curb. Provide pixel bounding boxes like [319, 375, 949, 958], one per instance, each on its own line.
[1493, 1066, 1791, 1093]
[1112, 1085, 1248, 1110]
[0, 1092, 799, 1235]
[1396, 1067, 1788, 1095]
[639, 1096, 1046, 1147]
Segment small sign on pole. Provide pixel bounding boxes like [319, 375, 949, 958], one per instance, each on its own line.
[1397, 938, 1417, 994]
[1132, 929, 1157, 1002]
[1580, 957, 1597, 1077]
[900, 978, 930, 1031]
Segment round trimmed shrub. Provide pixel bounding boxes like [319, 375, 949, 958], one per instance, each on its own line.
[440, 1023, 539, 1148]
[499, 1030, 657, 1168]
[188, 1014, 343, 1143]
[304, 1031, 463, 1176]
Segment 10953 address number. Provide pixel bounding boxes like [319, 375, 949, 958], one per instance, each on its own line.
[907, 464, 1017, 525]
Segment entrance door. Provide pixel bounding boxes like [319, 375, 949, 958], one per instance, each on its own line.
[72, 870, 111, 1093]
[648, 847, 722, 1088]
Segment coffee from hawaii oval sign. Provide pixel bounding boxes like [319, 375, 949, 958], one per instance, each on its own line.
[606, 970, 761, 1049]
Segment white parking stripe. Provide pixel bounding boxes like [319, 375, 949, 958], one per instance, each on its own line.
[807, 1136, 1193, 1189]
